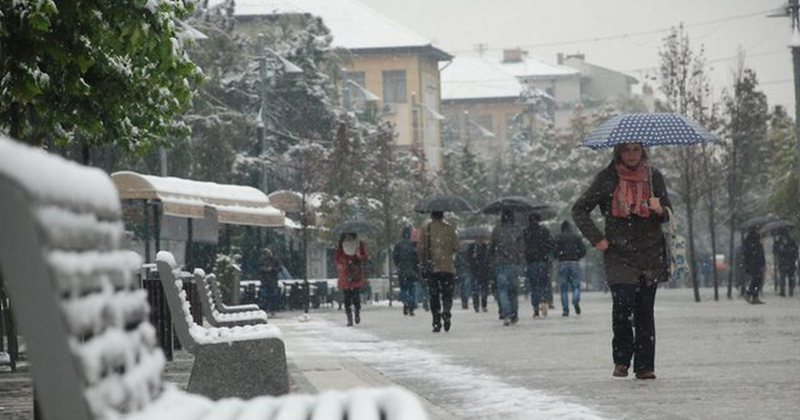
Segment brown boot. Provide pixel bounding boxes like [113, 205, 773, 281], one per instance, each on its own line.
[635, 370, 657, 380]
[612, 364, 629, 378]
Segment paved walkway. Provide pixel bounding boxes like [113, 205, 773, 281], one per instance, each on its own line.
[1, 288, 798, 419]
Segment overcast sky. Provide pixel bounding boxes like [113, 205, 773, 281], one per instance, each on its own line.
[360, 0, 794, 116]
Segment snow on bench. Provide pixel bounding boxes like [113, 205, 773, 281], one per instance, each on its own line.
[193, 268, 268, 327]
[0, 136, 428, 420]
[205, 270, 262, 314]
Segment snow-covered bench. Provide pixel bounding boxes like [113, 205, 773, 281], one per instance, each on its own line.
[205, 270, 263, 314]
[193, 269, 269, 327]
[156, 252, 288, 398]
[0, 136, 428, 420]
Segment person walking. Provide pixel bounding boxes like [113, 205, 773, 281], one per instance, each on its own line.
[417, 211, 459, 333]
[393, 225, 419, 316]
[743, 227, 766, 304]
[773, 229, 798, 297]
[334, 233, 368, 326]
[257, 247, 282, 316]
[456, 244, 474, 309]
[468, 238, 491, 312]
[554, 221, 587, 317]
[522, 213, 554, 318]
[572, 142, 671, 380]
[489, 209, 524, 326]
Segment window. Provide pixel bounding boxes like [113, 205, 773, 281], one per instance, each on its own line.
[382, 70, 407, 103]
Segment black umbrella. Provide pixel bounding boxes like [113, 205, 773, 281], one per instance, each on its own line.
[458, 226, 492, 241]
[740, 215, 782, 231]
[482, 196, 554, 216]
[414, 194, 475, 213]
[333, 219, 379, 236]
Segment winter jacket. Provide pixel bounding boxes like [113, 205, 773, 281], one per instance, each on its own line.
[417, 219, 459, 274]
[489, 222, 524, 266]
[571, 161, 672, 286]
[257, 254, 281, 288]
[773, 236, 798, 274]
[393, 238, 419, 281]
[468, 242, 490, 281]
[742, 231, 765, 276]
[335, 241, 368, 290]
[554, 231, 587, 262]
[522, 224, 555, 263]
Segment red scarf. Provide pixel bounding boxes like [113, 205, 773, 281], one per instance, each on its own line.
[612, 163, 651, 218]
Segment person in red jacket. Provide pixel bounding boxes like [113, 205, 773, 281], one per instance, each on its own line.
[335, 232, 368, 326]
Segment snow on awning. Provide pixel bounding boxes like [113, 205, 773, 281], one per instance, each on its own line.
[111, 171, 285, 227]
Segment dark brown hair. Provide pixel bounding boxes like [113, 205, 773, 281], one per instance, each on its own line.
[612, 142, 648, 164]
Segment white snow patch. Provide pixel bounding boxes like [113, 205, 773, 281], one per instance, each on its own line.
[285, 318, 604, 420]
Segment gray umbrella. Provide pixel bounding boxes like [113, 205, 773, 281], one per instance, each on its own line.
[458, 226, 492, 241]
[759, 220, 794, 236]
[740, 215, 782, 231]
[333, 219, 379, 236]
[525, 205, 557, 221]
[481, 196, 537, 214]
[414, 194, 475, 213]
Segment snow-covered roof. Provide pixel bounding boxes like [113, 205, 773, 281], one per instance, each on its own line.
[210, 0, 450, 58]
[112, 171, 285, 227]
[495, 56, 580, 79]
[441, 56, 523, 101]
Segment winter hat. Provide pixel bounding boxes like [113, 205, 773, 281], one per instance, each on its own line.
[401, 225, 412, 239]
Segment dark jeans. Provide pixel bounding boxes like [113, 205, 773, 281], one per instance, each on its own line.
[748, 271, 764, 299]
[343, 288, 361, 313]
[429, 272, 455, 327]
[472, 275, 489, 310]
[777, 269, 796, 296]
[610, 278, 657, 373]
[526, 261, 550, 309]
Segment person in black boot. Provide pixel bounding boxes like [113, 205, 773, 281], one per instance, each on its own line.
[572, 142, 671, 380]
[743, 227, 766, 304]
[335, 233, 368, 326]
[418, 211, 458, 333]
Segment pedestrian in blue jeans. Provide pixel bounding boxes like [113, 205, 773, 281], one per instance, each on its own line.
[522, 213, 555, 318]
[554, 221, 587, 317]
[489, 209, 524, 326]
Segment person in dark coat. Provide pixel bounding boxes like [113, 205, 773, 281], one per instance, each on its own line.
[772, 229, 798, 297]
[334, 233, 368, 326]
[455, 244, 474, 309]
[572, 142, 671, 380]
[522, 213, 554, 318]
[257, 247, 282, 315]
[468, 238, 491, 312]
[489, 209, 524, 326]
[743, 228, 766, 304]
[554, 221, 587, 317]
[393, 225, 419, 316]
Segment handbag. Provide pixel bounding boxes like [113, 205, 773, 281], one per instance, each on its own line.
[663, 207, 690, 283]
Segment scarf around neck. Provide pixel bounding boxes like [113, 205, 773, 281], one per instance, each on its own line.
[612, 162, 651, 218]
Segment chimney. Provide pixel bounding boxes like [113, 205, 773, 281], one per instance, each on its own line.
[557, 53, 564, 64]
[502, 48, 525, 63]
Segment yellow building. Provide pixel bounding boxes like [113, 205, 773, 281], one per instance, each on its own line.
[215, 0, 452, 172]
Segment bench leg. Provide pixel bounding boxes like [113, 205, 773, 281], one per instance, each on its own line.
[187, 338, 289, 400]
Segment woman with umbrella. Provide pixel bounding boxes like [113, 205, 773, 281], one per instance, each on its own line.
[572, 142, 672, 380]
[334, 232, 368, 326]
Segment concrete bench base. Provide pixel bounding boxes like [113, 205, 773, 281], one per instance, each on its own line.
[187, 337, 289, 400]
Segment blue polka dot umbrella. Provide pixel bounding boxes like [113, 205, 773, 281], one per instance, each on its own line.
[582, 113, 717, 149]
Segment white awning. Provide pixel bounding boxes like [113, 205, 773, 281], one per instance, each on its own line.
[111, 171, 285, 227]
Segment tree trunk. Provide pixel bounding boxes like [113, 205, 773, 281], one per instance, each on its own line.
[682, 149, 701, 302]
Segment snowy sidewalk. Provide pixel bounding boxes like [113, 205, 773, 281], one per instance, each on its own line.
[273, 288, 800, 420]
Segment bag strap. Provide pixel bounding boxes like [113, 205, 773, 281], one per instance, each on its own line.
[665, 207, 677, 236]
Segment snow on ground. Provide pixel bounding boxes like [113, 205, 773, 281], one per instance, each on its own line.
[280, 317, 603, 420]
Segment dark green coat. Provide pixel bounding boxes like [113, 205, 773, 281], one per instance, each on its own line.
[571, 162, 672, 286]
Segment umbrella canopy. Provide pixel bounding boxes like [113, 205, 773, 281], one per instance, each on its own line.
[582, 113, 717, 149]
[759, 220, 794, 235]
[525, 205, 557, 221]
[458, 226, 492, 241]
[740, 214, 782, 231]
[333, 219, 379, 236]
[414, 194, 475, 213]
[481, 196, 539, 214]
